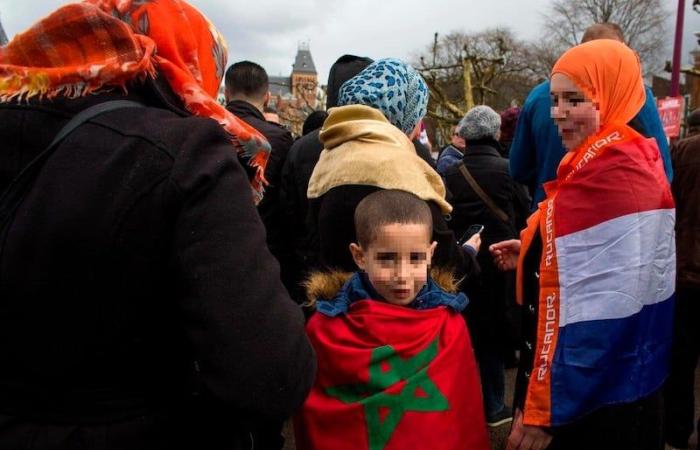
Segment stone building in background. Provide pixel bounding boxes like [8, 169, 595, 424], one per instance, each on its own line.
[0, 15, 9, 46]
[268, 43, 321, 135]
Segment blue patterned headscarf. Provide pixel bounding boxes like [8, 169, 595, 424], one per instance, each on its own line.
[337, 58, 429, 135]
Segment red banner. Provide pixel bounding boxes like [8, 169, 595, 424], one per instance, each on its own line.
[295, 301, 489, 450]
[657, 96, 684, 139]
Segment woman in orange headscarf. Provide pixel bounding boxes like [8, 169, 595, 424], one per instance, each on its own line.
[0, 0, 271, 198]
[491, 40, 675, 450]
[0, 2, 315, 449]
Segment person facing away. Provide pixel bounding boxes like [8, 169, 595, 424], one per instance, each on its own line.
[491, 39, 675, 450]
[294, 189, 490, 450]
[307, 58, 480, 282]
[664, 108, 700, 450]
[442, 105, 530, 428]
[302, 110, 329, 136]
[509, 22, 672, 210]
[224, 60, 295, 295]
[278, 54, 374, 302]
[0, 1, 315, 449]
[436, 123, 466, 176]
[499, 106, 520, 158]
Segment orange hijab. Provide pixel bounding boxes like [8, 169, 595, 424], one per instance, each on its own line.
[552, 39, 645, 131]
[0, 0, 270, 201]
[517, 40, 647, 303]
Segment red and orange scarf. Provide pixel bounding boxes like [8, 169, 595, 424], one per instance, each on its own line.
[0, 0, 270, 201]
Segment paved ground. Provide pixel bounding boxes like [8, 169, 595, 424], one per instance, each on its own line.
[283, 367, 700, 450]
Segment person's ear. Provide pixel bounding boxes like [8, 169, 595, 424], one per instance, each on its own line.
[428, 241, 438, 260]
[264, 91, 271, 107]
[349, 243, 366, 270]
[408, 121, 422, 140]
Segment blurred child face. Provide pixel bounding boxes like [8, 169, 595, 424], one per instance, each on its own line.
[550, 73, 600, 151]
[350, 223, 437, 306]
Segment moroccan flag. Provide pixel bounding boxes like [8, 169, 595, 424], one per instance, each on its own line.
[295, 300, 489, 450]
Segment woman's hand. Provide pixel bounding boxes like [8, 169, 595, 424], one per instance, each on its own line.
[506, 409, 552, 450]
[462, 233, 482, 254]
[489, 239, 521, 271]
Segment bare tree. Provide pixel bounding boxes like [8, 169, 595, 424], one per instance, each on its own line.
[415, 28, 540, 145]
[542, 0, 669, 73]
[270, 80, 320, 136]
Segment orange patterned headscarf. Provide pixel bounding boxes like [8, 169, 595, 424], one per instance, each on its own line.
[0, 0, 270, 201]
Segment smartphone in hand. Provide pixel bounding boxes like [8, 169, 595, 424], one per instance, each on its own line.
[458, 224, 485, 246]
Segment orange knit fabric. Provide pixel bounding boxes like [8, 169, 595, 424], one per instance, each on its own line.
[0, 0, 271, 201]
[551, 39, 646, 133]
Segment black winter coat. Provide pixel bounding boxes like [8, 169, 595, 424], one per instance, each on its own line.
[226, 100, 293, 263]
[278, 129, 324, 301]
[442, 140, 530, 353]
[225, 100, 293, 190]
[671, 133, 700, 288]
[0, 80, 315, 450]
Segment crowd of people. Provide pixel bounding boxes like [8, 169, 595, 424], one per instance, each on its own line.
[0, 1, 695, 450]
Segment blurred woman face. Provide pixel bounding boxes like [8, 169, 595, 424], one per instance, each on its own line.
[550, 73, 600, 151]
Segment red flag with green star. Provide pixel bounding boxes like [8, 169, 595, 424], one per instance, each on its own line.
[295, 300, 489, 450]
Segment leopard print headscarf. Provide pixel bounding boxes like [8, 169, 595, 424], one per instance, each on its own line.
[337, 58, 428, 135]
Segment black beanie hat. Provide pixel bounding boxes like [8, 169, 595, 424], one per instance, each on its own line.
[326, 54, 374, 109]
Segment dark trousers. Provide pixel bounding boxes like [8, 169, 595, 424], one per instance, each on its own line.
[547, 389, 664, 450]
[664, 286, 700, 448]
[477, 350, 506, 418]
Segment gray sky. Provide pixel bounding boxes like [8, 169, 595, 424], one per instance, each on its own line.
[1, 0, 699, 82]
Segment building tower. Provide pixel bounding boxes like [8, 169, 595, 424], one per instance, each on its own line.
[291, 42, 318, 108]
[0, 15, 9, 46]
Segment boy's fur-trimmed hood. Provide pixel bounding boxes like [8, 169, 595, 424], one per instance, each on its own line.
[303, 267, 461, 306]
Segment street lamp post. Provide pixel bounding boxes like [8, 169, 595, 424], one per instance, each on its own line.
[671, 0, 687, 96]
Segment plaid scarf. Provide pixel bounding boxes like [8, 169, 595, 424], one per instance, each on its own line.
[0, 0, 270, 201]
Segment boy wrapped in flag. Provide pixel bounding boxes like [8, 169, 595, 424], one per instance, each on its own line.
[295, 189, 490, 450]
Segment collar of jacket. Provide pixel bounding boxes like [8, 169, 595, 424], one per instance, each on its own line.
[441, 145, 463, 159]
[226, 99, 265, 121]
[16, 73, 190, 118]
[310, 271, 468, 317]
[463, 139, 504, 158]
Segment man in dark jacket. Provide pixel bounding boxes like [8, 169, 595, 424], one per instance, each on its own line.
[443, 105, 530, 428]
[664, 109, 700, 450]
[0, 3, 315, 449]
[225, 61, 294, 274]
[279, 54, 374, 301]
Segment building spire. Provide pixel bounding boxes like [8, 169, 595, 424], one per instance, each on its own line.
[292, 42, 316, 75]
[0, 14, 9, 46]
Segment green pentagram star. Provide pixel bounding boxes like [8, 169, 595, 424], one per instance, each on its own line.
[325, 336, 449, 450]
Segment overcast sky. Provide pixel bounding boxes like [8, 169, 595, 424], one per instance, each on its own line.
[1, 0, 699, 82]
